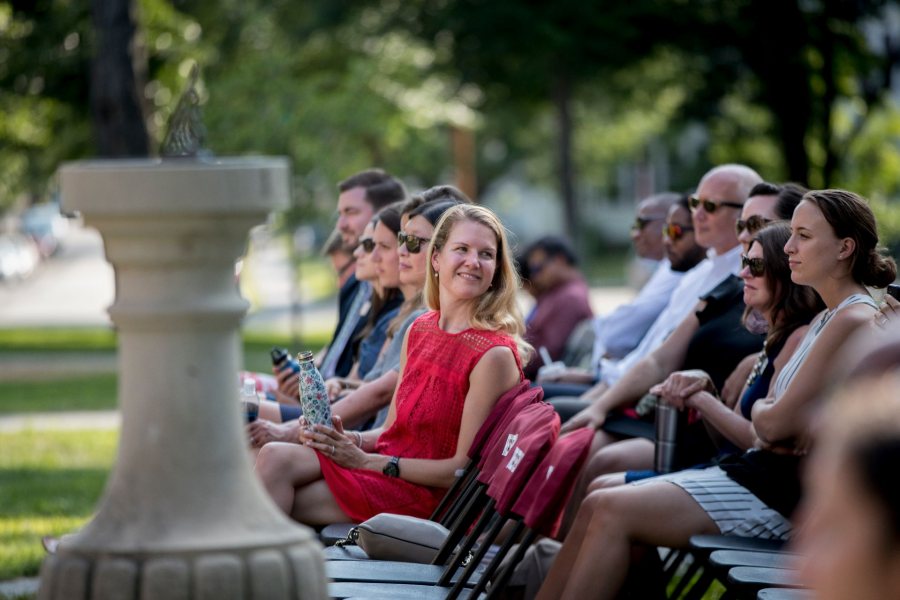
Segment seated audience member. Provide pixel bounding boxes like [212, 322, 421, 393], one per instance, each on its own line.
[540, 192, 693, 393]
[554, 184, 783, 428]
[519, 235, 593, 380]
[796, 354, 900, 600]
[247, 193, 466, 445]
[255, 204, 530, 525]
[320, 169, 407, 380]
[580, 222, 823, 488]
[563, 165, 761, 409]
[535, 189, 897, 600]
[323, 228, 356, 289]
[347, 205, 404, 381]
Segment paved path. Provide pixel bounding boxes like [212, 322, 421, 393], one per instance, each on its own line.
[0, 577, 39, 599]
[0, 410, 120, 433]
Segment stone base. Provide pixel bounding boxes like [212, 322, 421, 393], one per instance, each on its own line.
[38, 539, 327, 600]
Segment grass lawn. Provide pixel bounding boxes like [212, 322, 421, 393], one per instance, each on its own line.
[0, 375, 118, 415]
[0, 429, 117, 581]
[0, 326, 329, 583]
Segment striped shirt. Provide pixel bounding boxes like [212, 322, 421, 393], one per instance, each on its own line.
[772, 293, 877, 398]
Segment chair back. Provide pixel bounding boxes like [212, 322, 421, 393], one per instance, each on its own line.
[512, 426, 594, 538]
[469, 380, 542, 464]
[480, 402, 560, 513]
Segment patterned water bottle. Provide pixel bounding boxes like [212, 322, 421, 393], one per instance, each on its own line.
[297, 350, 332, 427]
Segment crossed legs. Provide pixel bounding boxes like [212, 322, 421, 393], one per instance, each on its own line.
[536, 479, 719, 600]
[255, 441, 353, 526]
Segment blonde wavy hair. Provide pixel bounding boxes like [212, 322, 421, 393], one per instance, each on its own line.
[424, 204, 532, 363]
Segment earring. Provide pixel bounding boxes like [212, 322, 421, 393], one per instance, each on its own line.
[434, 271, 439, 278]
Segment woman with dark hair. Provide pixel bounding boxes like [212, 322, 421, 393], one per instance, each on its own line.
[341, 204, 404, 382]
[536, 189, 897, 600]
[650, 222, 824, 451]
[576, 222, 823, 493]
[247, 196, 462, 444]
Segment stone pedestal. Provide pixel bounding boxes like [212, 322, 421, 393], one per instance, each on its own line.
[38, 159, 327, 600]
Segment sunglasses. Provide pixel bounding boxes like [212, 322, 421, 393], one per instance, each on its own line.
[397, 231, 431, 254]
[632, 216, 664, 231]
[689, 196, 744, 213]
[357, 238, 375, 253]
[663, 223, 694, 241]
[741, 254, 766, 277]
[735, 215, 773, 235]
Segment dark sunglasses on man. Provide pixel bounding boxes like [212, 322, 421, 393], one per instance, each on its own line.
[735, 215, 773, 235]
[663, 223, 694, 241]
[632, 216, 664, 231]
[357, 238, 375, 253]
[741, 254, 766, 277]
[397, 231, 431, 254]
[689, 195, 744, 213]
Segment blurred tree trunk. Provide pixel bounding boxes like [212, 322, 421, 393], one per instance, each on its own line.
[554, 74, 578, 242]
[90, 0, 149, 157]
[451, 126, 478, 201]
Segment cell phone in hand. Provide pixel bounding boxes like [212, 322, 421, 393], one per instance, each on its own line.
[887, 284, 900, 301]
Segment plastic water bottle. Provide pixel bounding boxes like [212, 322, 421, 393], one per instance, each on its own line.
[241, 378, 260, 423]
[297, 350, 332, 427]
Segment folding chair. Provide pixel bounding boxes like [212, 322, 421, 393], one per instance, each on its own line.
[320, 380, 542, 550]
[666, 535, 789, 600]
[328, 427, 595, 600]
[326, 404, 563, 595]
[726, 566, 803, 600]
[756, 589, 813, 600]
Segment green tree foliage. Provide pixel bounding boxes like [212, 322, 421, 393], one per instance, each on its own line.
[2, 0, 900, 253]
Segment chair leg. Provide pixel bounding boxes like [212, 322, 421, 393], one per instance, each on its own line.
[438, 499, 497, 586]
[446, 515, 509, 600]
[468, 520, 526, 600]
[662, 549, 687, 579]
[680, 568, 715, 600]
[485, 529, 539, 600]
[667, 556, 702, 600]
[434, 487, 489, 565]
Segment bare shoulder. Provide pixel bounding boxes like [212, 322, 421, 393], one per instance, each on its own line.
[813, 302, 876, 347]
[830, 301, 877, 329]
[771, 325, 808, 372]
[475, 344, 518, 370]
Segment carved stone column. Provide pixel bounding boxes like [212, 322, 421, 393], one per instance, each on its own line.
[38, 158, 327, 600]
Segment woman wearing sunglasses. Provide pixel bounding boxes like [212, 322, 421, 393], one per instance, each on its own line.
[324, 195, 465, 429]
[247, 192, 465, 445]
[576, 223, 823, 492]
[256, 203, 529, 525]
[309, 205, 404, 400]
[536, 189, 896, 600]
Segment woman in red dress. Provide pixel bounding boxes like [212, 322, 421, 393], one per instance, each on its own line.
[256, 204, 531, 525]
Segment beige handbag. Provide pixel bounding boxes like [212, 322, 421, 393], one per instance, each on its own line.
[353, 513, 451, 563]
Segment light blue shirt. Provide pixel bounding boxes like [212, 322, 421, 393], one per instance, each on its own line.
[599, 244, 743, 387]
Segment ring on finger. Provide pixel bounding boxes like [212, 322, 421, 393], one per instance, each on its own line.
[331, 444, 335, 456]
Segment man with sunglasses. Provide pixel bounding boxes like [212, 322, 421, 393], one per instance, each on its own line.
[552, 164, 764, 423]
[518, 235, 594, 380]
[539, 193, 694, 393]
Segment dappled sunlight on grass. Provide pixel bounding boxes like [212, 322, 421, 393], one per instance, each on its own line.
[0, 430, 117, 580]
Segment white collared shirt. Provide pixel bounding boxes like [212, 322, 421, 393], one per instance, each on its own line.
[598, 244, 743, 386]
[591, 258, 685, 364]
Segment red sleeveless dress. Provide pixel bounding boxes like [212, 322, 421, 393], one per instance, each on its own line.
[318, 311, 523, 522]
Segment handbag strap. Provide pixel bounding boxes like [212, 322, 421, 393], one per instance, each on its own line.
[333, 526, 359, 548]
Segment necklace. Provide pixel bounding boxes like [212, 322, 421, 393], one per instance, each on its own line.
[745, 341, 769, 390]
